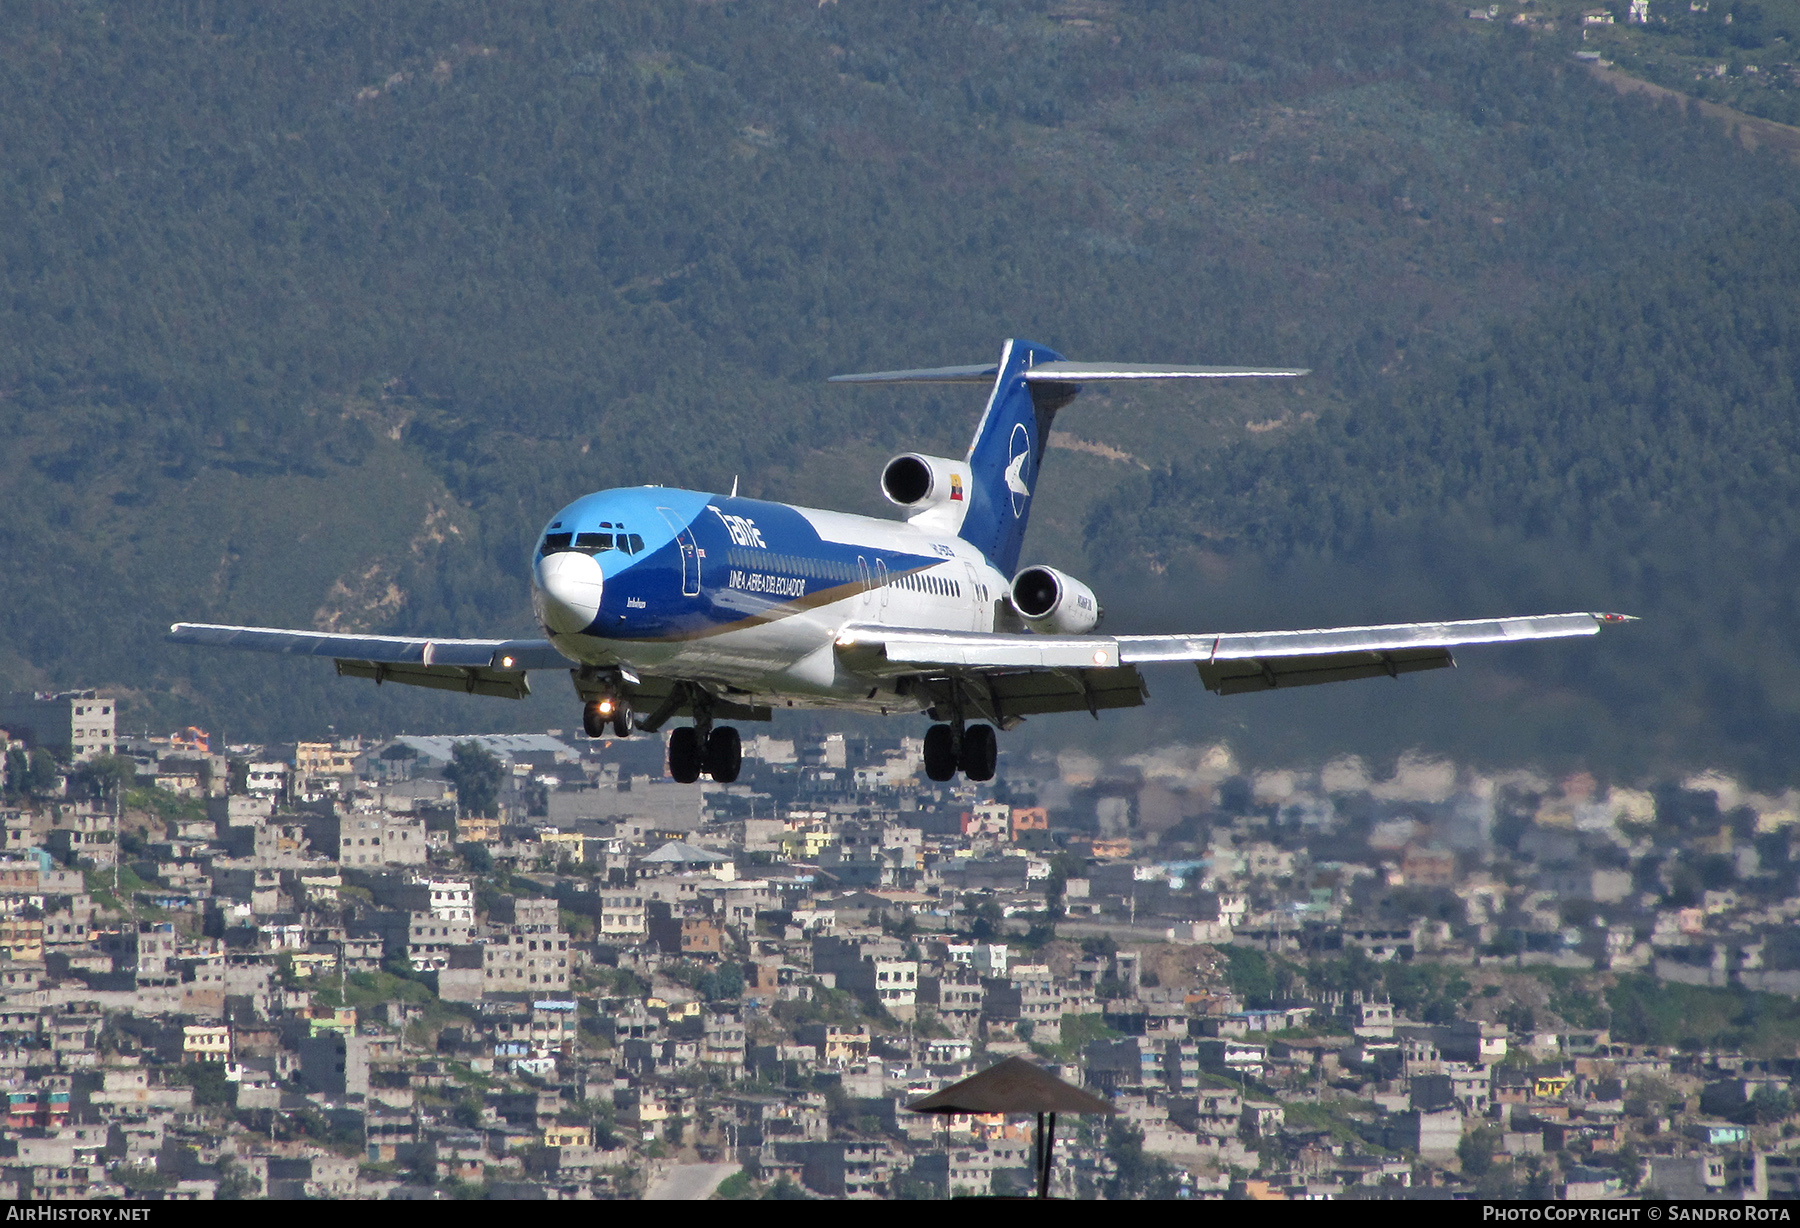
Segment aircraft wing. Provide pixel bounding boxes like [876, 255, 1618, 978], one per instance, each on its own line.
[167, 622, 571, 700]
[837, 611, 1628, 703]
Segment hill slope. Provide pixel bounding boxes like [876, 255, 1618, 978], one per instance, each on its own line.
[1088, 205, 1800, 783]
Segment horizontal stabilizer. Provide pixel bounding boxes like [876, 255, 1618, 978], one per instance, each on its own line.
[827, 360, 1308, 385]
[1023, 361, 1308, 381]
[827, 364, 999, 385]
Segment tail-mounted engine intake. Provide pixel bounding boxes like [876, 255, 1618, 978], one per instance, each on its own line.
[881, 453, 974, 534]
[1010, 565, 1103, 635]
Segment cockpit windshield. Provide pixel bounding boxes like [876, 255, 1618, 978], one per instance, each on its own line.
[541, 522, 645, 558]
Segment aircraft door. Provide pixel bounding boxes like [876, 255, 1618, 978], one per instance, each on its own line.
[875, 558, 890, 616]
[857, 557, 872, 613]
[963, 562, 985, 630]
[656, 509, 702, 597]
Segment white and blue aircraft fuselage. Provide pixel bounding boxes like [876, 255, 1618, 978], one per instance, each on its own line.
[531, 484, 1011, 713]
[173, 339, 1630, 785]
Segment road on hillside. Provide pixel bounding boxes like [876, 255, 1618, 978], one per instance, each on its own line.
[642, 1162, 742, 1201]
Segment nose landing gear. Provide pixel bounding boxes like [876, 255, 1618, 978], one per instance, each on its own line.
[582, 696, 633, 739]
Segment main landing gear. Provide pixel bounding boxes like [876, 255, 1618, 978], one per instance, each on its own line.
[582, 696, 633, 739]
[669, 725, 741, 784]
[923, 721, 997, 783]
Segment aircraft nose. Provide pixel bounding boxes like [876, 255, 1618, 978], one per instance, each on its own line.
[534, 551, 605, 635]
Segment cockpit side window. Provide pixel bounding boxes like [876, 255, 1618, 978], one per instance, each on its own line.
[540, 532, 574, 556]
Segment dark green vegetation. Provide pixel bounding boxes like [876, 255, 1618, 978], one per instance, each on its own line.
[443, 740, 503, 817]
[1286, 955, 1800, 1059]
[1095, 203, 1800, 781]
[1, 2, 1797, 776]
[1606, 972, 1800, 1056]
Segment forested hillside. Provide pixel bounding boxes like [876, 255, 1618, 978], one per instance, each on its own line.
[1087, 205, 1800, 783]
[0, 1, 1795, 773]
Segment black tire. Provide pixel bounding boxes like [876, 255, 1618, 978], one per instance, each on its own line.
[612, 705, 633, 739]
[668, 726, 703, 783]
[705, 726, 742, 783]
[960, 723, 998, 782]
[923, 724, 957, 782]
[582, 701, 607, 739]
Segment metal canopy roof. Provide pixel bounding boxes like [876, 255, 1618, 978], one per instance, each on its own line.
[906, 1057, 1115, 1116]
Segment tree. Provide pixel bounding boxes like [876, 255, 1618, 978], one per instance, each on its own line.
[1458, 1126, 1498, 1177]
[1745, 1085, 1792, 1124]
[23, 749, 62, 799]
[3, 748, 27, 800]
[1102, 1121, 1182, 1200]
[445, 741, 504, 818]
[698, 964, 745, 1002]
[70, 754, 136, 802]
[1499, 1002, 1537, 1035]
[216, 1159, 261, 1200]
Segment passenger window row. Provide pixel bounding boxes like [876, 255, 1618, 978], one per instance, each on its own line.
[718, 548, 964, 598]
[897, 571, 960, 597]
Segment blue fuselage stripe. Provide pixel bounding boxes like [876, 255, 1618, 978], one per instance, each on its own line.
[536, 489, 945, 641]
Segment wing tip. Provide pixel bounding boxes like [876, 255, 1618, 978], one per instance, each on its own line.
[1594, 612, 1638, 624]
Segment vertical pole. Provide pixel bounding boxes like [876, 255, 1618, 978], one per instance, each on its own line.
[1033, 1111, 1044, 1196]
[1039, 1113, 1056, 1198]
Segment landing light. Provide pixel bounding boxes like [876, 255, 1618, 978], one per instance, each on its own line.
[1093, 650, 1108, 665]
[597, 698, 616, 716]
[500, 655, 515, 668]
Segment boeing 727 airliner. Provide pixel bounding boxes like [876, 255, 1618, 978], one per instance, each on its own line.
[171, 339, 1630, 784]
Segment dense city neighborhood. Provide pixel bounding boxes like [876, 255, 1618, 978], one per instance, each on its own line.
[1, 687, 1799, 1199]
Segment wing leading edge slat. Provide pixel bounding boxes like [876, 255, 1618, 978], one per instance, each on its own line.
[1118, 611, 1608, 664]
[836, 612, 1625, 699]
[168, 622, 568, 670]
[168, 622, 572, 702]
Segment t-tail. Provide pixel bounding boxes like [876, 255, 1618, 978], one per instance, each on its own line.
[831, 340, 1311, 575]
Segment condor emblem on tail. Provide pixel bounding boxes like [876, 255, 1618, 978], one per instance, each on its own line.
[1005, 423, 1032, 516]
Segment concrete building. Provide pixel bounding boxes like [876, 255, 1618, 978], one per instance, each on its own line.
[0, 692, 115, 761]
[600, 891, 647, 940]
[298, 1030, 372, 1098]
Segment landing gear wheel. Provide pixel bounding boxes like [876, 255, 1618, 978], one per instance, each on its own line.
[582, 701, 608, 739]
[923, 724, 957, 782]
[668, 726, 703, 784]
[959, 723, 998, 782]
[705, 726, 742, 783]
[612, 703, 634, 739]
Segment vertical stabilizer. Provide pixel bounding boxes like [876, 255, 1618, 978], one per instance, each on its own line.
[956, 339, 1074, 574]
[828, 342, 1309, 575]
